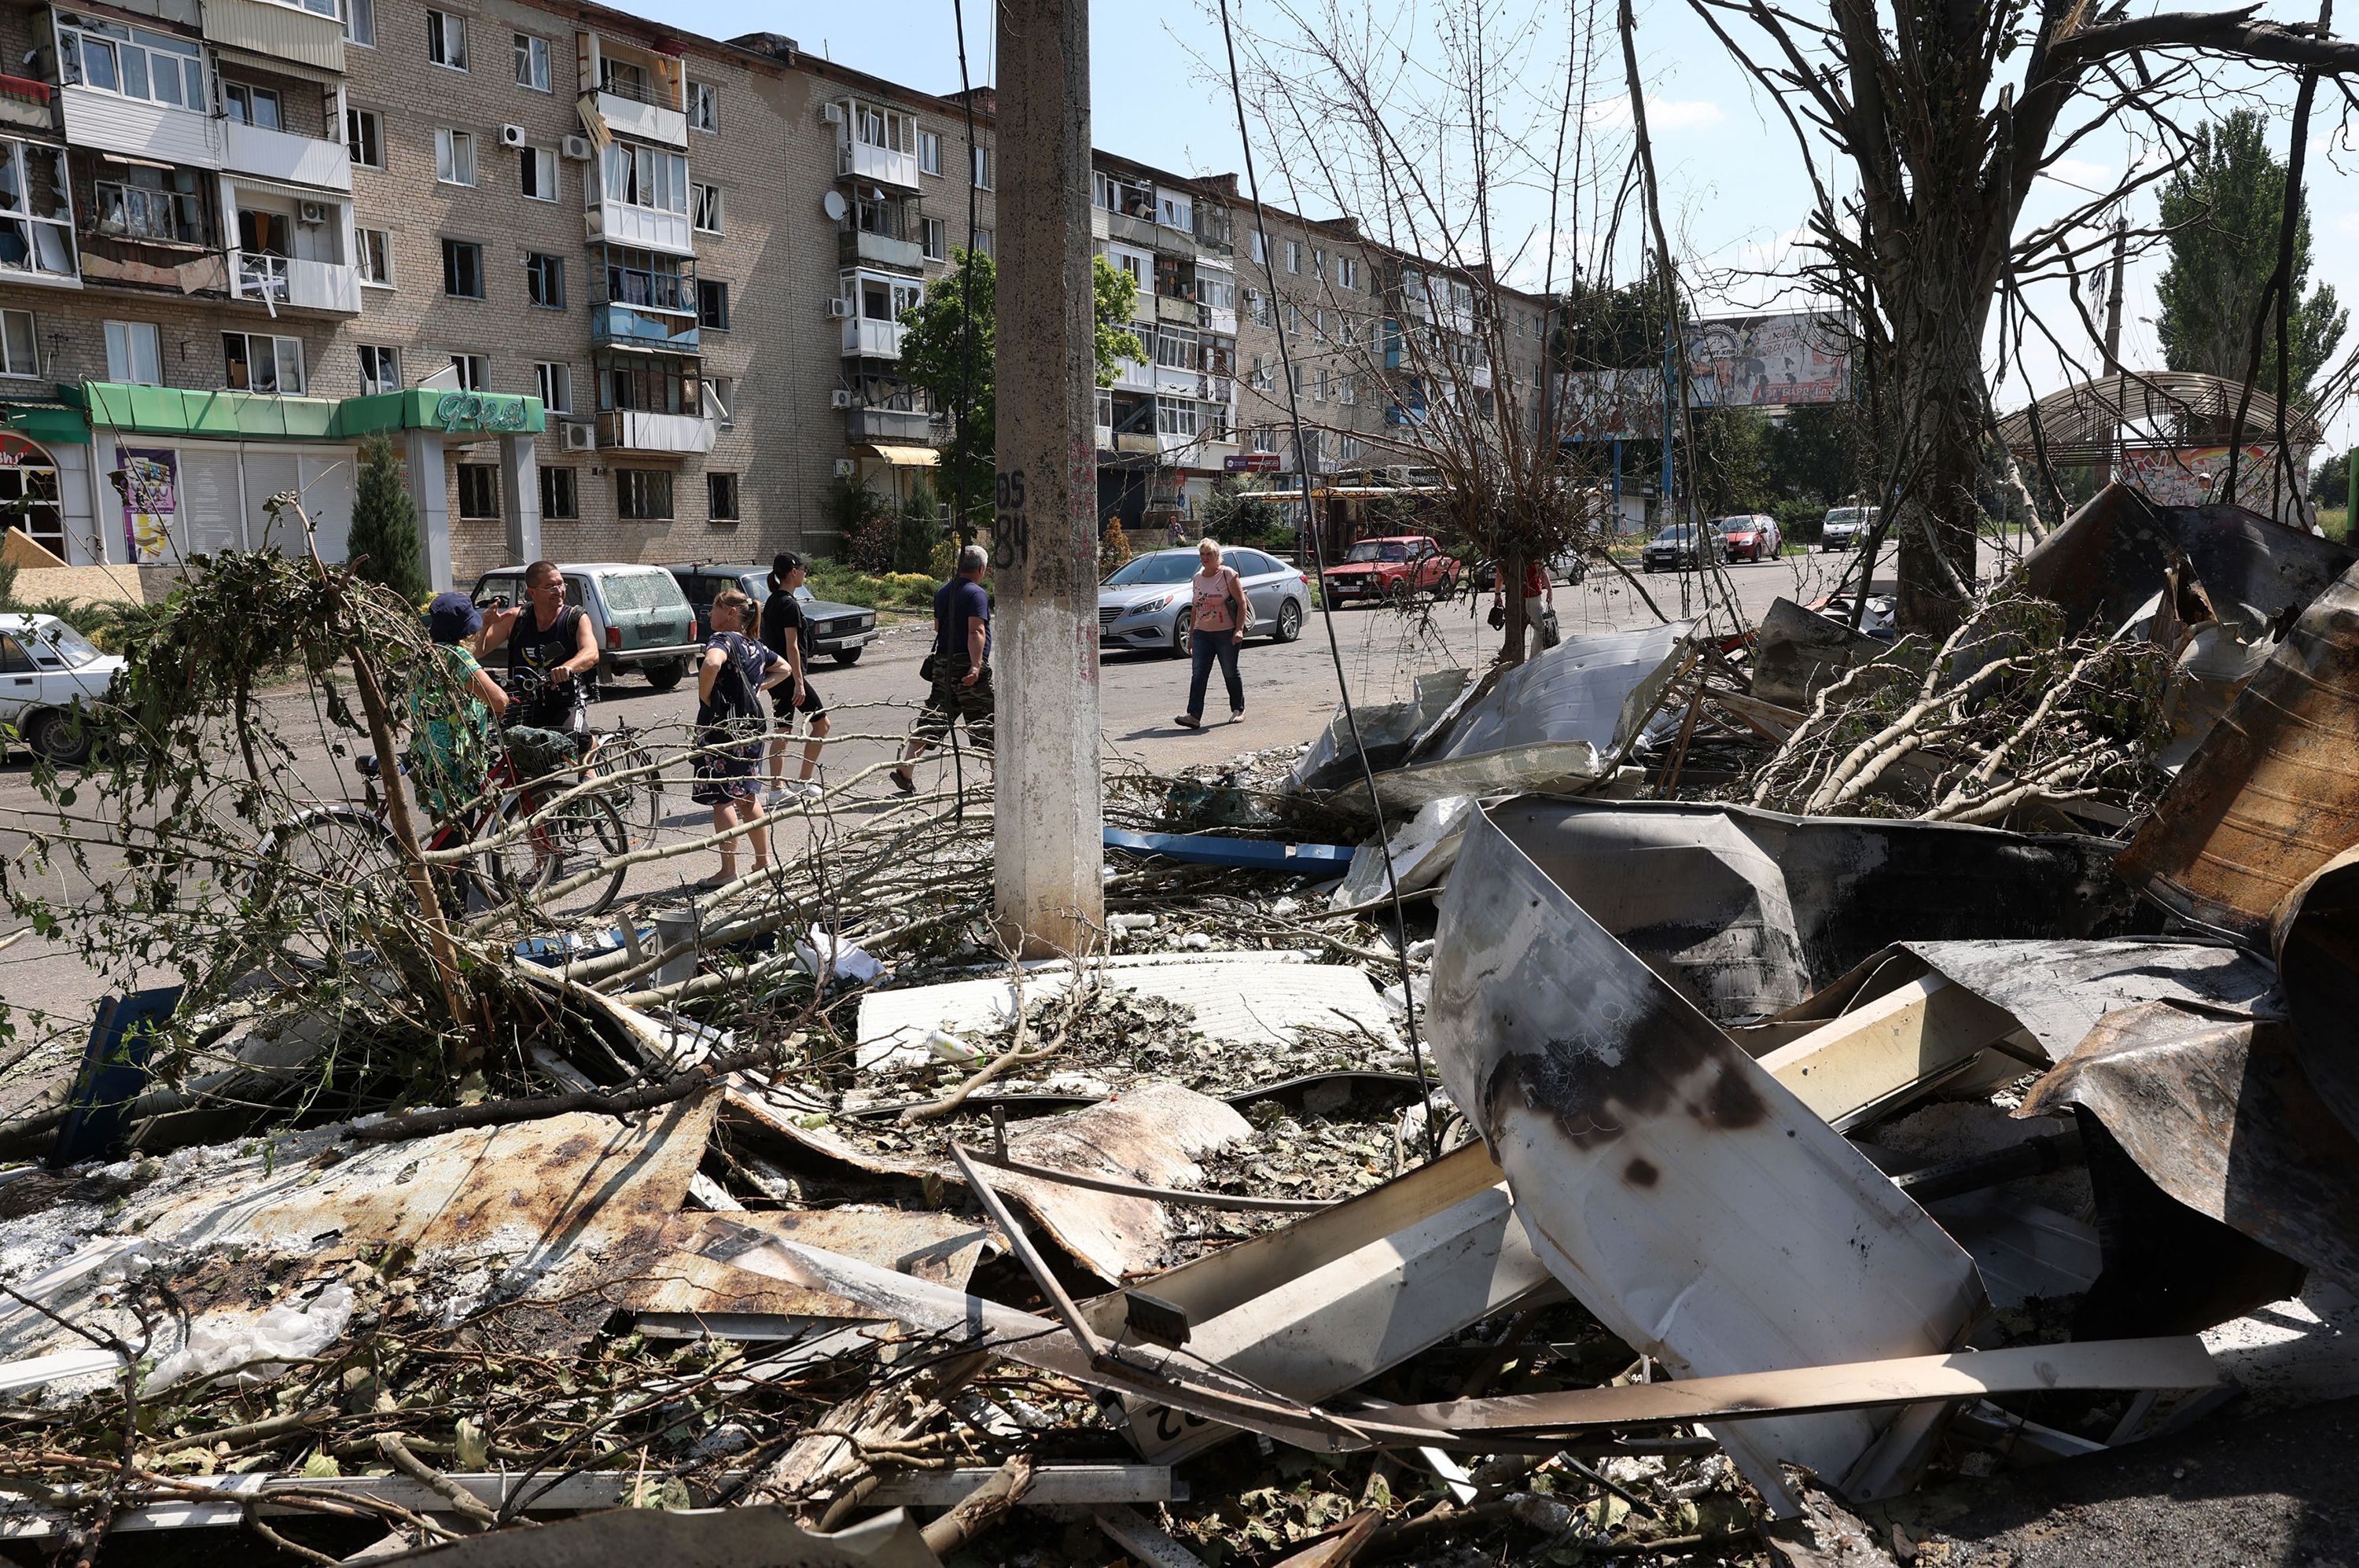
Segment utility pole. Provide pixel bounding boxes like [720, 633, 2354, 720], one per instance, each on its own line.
[992, 0, 1102, 958]
[2102, 215, 2127, 484]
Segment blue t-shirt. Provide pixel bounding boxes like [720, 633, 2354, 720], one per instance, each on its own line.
[934, 576, 992, 661]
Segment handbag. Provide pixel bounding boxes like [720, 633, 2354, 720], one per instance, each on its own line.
[919, 652, 940, 683]
[1487, 602, 1507, 630]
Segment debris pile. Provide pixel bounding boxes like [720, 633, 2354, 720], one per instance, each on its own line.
[7, 484, 2359, 1563]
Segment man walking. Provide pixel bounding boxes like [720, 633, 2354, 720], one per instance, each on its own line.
[1491, 555, 1560, 652]
[889, 544, 993, 793]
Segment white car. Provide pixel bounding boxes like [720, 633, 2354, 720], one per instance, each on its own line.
[1, 613, 123, 765]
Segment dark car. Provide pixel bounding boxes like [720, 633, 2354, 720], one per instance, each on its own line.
[669, 564, 879, 666]
[1641, 525, 1703, 572]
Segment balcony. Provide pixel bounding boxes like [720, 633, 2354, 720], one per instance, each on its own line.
[838, 227, 923, 273]
[841, 318, 903, 359]
[223, 120, 350, 191]
[1154, 293, 1197, 325]
[58, 86, 221, 168]
[839, 138, 919, 191]
[1152, 362, 1198, 396]
[598, 409, 716, 455]
[1113, 431, 1158, 455]
[202, 0, 345, 73]
[0, 75, 57, 134]
[586, 202, 694, 257]
[1106, 208, 1158, 248]
[1198, 303, 1238, 337]
[228, 249, 360, 314]
[594, 89, 686, 149]
[846, 407, 946, 445]
[592, 301, 699, 352]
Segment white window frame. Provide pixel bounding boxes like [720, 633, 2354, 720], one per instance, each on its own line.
[921, 215, 947, 261]
[1284, 239, 1301, 274]
[970, 144, 992, 190]
[1249, 232, 1265, 265]
[105, 319, 161, 384]
[223, 80, 282, 129]
[425, 9, 467, 69]
[524, 250, 564, 309]
[534, 360, 571, 413]
[513, 31, 550, 90]
[1338, 256, 1358, 289]
[55, 17, 208, 112]
[686, 79, 717, 134]
[345, 105, 383, 168]
[690, 182, 723, 234]
[434, 128, 476, 187]
[599, 142, 688, 215]
[357, 343, 399, 395]
[708, 375, 734, 429]
[521, 145, 558, 202]
[223, 330, 304, 394]
[918, 130, 943, 177]
[451, 352, 488, 392]
[357, 227, 393, 287]
[344, 0, 374, 46]
[0, 141, 75, 282]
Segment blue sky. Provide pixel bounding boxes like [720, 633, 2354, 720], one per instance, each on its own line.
[663, 1, 2356, 449]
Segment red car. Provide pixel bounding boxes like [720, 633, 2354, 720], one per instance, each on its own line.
[1322, 536, 1459, 605]
[1716, 513, 1783, 563]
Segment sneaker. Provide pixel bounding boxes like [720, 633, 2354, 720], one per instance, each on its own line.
[888, 768, 917, 795]
[793, 779, 823, 802]
[1174, 713, 1202, 730]
[1228, 709, 1246, 723]
[759, 787, 790, 809]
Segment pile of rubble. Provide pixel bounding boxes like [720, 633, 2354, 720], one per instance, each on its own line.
[6, 483, 2359, 1565]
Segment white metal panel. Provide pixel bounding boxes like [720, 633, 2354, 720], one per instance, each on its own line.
[201, 0, 346, 72]
[222, 121, 352, 191]
[241, 450, 300, 554]
[57, 86, 222, 168]
[175, 447, 245, 556]
[296, 451, 355, 563]
[594, 91, 687, 148]
[583, 201, 694, 256]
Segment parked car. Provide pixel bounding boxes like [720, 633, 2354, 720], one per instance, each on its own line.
[668, 564, 880, 667]
[469, 563, 701, 691]
[1474, 548, 1588, 591]
[1320, 536, 1459, 605]
[1099, 547, 1310, 656]
[1716, 513, 1781, 562]
[1641, 525, 1704, 572]
[1820, 506, 1880, 553]
[0, 612, 122, 766]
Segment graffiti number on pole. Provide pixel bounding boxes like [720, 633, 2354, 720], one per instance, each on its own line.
[992, 469, 1029, 569]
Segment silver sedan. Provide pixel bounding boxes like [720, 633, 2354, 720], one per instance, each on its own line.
[1099, 547, 1312, 656]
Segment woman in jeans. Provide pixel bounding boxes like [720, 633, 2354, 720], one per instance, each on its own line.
[1175, 537, 1249, 729]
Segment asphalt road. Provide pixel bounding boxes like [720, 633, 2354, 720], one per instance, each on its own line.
[0, 540, 1900, 1106]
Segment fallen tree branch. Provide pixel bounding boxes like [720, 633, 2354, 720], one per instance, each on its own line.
[918, 1452, 1033, 1555]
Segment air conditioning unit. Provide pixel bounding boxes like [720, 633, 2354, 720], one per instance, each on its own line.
[499, 123, 526, 148]
[560, 421, 595, 453]
[825, 297, 852, 318]
[829, 389, 854, 409]
[819, 103, 843, 125]
[296, 201, 327, 226]
[561, 134, 594, 161]
[833, 458, 856, 478]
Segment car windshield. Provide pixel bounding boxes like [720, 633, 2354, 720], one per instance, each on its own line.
[1347, 542, 1410, 562]
[39, 623, 105, 668]
[1104, 554, 1199, 586]
[1825, 509, 1862, 526]
[1715, 518, 1752, 534]
[602, 571, 688, 613]
[1655, 527, 1693, 543]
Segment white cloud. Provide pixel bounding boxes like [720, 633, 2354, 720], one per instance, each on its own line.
[1586, 94, 1726, 133]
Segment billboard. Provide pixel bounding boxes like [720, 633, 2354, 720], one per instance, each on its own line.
[119, 446, 178, 564]
[1684, 311, 1853, 408]
[2120, 444, 2276, 509]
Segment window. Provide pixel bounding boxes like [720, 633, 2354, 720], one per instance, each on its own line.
[451, 352, 487, 390]
[1112, 249, 1144, 289]
[223, 82, 282, 129]
[1157, 399, 1198, 439]
[357, 344, 399, 395]
[1315, 369, 1329, 402]
[1199, 275, 1235, 312]
[1311, 246, 1324, 278]
[686, 80, 717, 133]
[602, 245, 691, 312]
[1249, 232, 1265, 264]
[971, 145, 992, 189]
[426, 9, 466, 68]
[708, 375, 734, 429]
[1157, 190, 1192, 231]
[599, 142, 688, 214]
[1340, 434, 1363, 462]
[105, 320, 161, 385]
[1154, 326, 1197, 371]
[1286, 303, 1301, 333]
[222, 331, 304, 394]
[696, 279, 729, 330]
[691, 182, 723, 233]
[442, 238, 484, 297]
[435, 128, 477, 186]
[344, 0, 374, 46]
[0, 142, 75, 280]
[1251, 425, 1275, 454]
[57, 19, 206, 109]
[1339, 370, 1356, 406]
[525, 251, 564, 308]
[1249, 355, 1273, 392]
[358, 228, 392, 286]
[513, 32, 549, 90]
[973, 226, 994, 258]
[918, 130, 943, 176]
[1338, 256, 1358, 289]
[534, 361, 571, 413]
[707, 472, 740, 521]
[456, 464, 499, 518]
[0, 309, 34, 377]
[616, 469, 673, 521]
[1288, 364, 1303, 395]
[540, 466, 578, 521]
[598, 352, 701, 414]
[521, 146, 557, 201]
[345, 106, 382, 167]
[1284, 239, 1301, 274]
[921, 216, 947, 261]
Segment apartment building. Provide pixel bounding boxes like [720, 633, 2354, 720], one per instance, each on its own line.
[0, 0, 1544, 587]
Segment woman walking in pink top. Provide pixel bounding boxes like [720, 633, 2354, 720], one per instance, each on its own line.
[1174, 537, 1249, 729]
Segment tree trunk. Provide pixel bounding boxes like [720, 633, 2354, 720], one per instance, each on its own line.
[1881, 264, 1994, 634]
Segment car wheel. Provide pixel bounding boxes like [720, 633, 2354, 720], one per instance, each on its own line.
[1275, 598, 1305, 642]
[644, 660, 686, 694]
[832, 646, 864, 668]
[23, 709, 94, 767]
[1171, 609, 1194, 658]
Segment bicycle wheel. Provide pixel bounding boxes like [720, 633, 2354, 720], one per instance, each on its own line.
[252, 808, 403, 969]
[480, 786, 633, 916]
[595, 727, 665, 853]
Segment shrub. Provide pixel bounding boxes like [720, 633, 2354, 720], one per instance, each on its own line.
[1100, 517, 1132, 573]
[347, 434, 428, 602]
[896, 484, 941, 573]
[846, 511, 900, 574]
[928, 538, 959, 577]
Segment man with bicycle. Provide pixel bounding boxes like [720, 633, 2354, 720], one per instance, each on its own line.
[480, 560, 599, 740]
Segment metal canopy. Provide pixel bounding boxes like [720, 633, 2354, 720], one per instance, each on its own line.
[1997, 371, 2324, 464]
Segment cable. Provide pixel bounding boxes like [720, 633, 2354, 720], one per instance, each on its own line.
[1217, 0, 1441, 1164]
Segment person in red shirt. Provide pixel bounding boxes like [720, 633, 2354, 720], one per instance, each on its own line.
[1491, 555, 1560, 650]
[1175, 537, 1250, 729]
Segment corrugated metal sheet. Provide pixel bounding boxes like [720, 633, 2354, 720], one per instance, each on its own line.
[201, 0, 346, 73]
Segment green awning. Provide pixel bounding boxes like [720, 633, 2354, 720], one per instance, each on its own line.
[75, 382, 340, 440]
[334, 388, 546, 437]
[2, 400, 90, 445]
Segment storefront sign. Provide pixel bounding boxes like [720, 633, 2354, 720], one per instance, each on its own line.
[120, 446, 178, 564]
[1224, 453, 1279, 473]
[0, 431, 52, 468]
[433, 392, 532, 434]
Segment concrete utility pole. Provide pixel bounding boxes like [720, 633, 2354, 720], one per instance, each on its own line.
[2102, 215, 2127, 482]
[991, 0, 1103, 957]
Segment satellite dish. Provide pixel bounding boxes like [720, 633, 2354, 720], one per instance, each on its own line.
[822, 190, 848, 222]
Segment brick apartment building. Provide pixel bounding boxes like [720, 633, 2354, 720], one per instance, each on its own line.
[0, 0, 1554, 589]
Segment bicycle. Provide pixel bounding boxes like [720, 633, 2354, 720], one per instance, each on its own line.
[254, 668, 639, 966]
